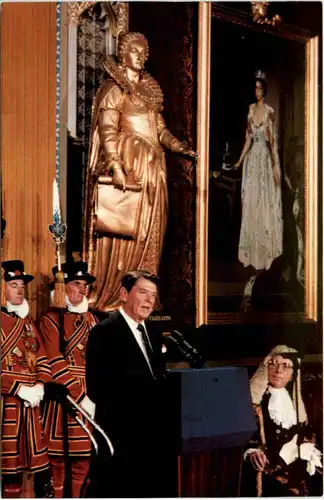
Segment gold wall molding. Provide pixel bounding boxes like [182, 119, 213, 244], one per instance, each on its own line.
[195, 2, 211, 327]
[305, 36, 319, 321]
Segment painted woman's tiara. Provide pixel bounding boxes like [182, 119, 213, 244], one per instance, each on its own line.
[255, 69, 267, 81]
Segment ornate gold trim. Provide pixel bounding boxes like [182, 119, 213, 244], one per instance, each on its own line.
[68, 1, 96, 25]
[115, 2, 129, 40]
[67, 1, 128, 39]
[251, 2, 282, 27]
[196, 2, 211, 327]
[305, 36, 319, 321]
[196, 8, 320, 325]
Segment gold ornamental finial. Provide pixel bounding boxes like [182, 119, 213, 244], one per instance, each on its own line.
[251, 2, 282, 26]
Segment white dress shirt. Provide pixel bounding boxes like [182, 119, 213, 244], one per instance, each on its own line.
[119, 307, 154, 376]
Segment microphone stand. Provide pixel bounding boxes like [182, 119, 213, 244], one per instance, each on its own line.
[172, 330, 205, 368]
[165, 333, 204, 369]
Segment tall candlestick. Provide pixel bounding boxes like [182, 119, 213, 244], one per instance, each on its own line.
[49, 178, 66, 249]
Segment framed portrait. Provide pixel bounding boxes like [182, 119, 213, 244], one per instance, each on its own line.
[196, 3, 321, 325]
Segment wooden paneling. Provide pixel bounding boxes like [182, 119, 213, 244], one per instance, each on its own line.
[180, 447, 243, 497]
[1, 3, 56, 319]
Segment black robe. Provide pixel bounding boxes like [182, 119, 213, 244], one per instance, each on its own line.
[241, 391, 317, 497]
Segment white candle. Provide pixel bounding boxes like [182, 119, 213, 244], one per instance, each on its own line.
[53, 179, 61, 223]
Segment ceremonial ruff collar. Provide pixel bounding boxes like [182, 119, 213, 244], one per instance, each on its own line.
[6, 298, 29, 319]
[101, 55, 164, 111]
[50, 290, 89, 314]
[66, 295, 89, 314]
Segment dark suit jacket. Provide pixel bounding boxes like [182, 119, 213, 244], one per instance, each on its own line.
[85, 309, 175, 497]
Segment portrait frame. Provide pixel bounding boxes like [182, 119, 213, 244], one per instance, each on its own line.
[195, 3, 320, 326]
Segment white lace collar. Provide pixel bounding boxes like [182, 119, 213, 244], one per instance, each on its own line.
[50, 290, 89, 314]
[6, 298, 29, 319]
[268, 386, 297, 429]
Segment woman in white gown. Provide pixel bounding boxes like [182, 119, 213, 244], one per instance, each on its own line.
[235, 71, 283, 271]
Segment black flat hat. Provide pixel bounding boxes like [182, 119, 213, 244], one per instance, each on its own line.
[52, 260, 96, 285]
[2, 260, 34, 284]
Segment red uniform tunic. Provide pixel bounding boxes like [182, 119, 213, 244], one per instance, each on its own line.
[39, 310, 98, 457]
[1, 308, 52, 474]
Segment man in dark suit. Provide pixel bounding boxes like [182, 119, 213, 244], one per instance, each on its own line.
[84, 270, 176, 498]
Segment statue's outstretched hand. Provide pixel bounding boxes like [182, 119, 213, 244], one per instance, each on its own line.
[179, 141, 199, 159]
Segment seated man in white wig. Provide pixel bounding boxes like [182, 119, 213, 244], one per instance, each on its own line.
[241, 344, 322, 497]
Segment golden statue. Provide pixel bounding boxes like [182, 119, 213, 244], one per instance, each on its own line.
[83, 32, 196, 311]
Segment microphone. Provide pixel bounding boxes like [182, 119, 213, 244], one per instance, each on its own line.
[164, 334, 189, 358]
[164, 331, 204, 368]
[172, 330, 202, 359]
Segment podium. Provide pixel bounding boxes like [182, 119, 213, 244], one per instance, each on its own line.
[166, 366, 256, 453]
[164, 366, 257, 496]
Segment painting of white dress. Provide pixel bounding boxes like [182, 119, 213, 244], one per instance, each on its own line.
[234, 71, 283, 271]
[207, 15, 307, 316]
